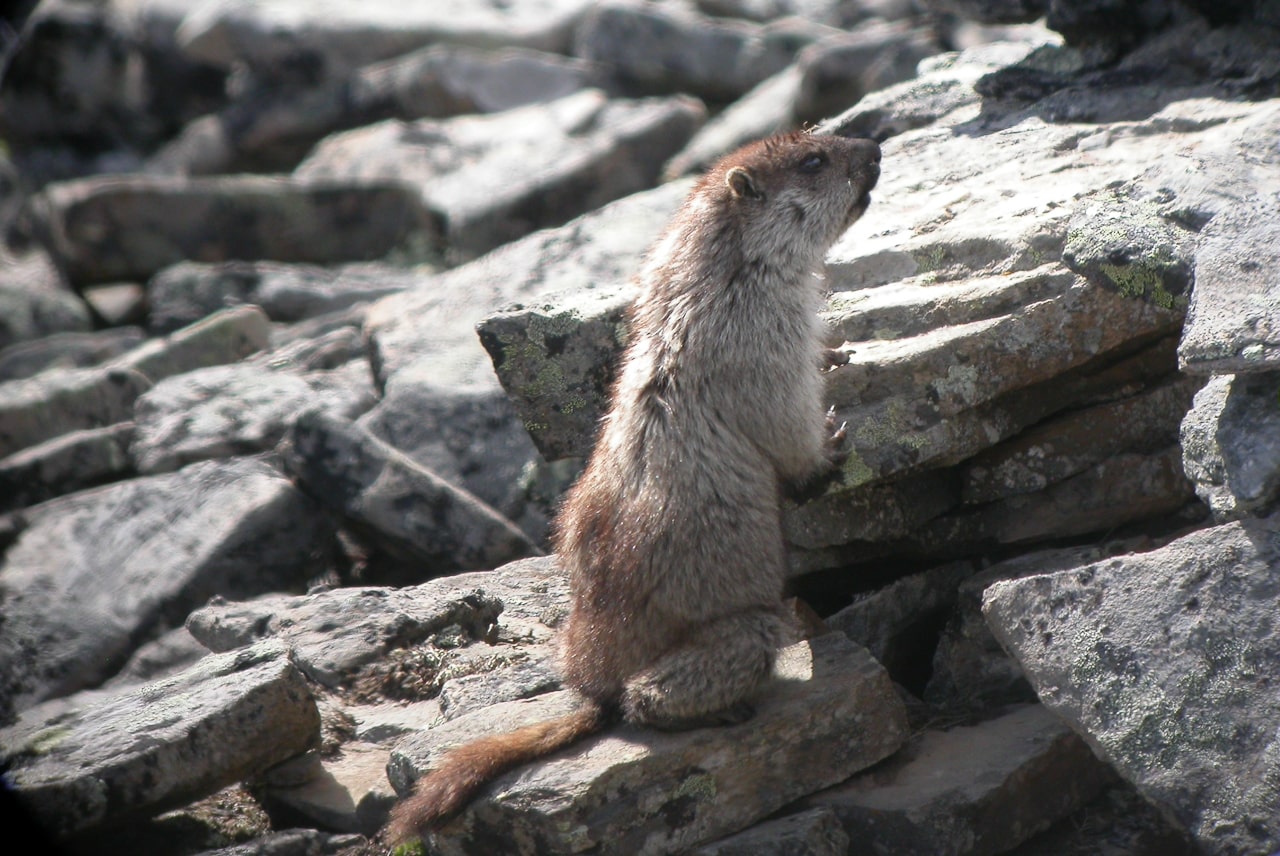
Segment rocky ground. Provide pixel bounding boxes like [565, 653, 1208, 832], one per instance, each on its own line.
[0, 0, 1277, 854]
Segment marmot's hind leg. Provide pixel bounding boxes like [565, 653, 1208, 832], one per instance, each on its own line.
[620, 608, 785, 730]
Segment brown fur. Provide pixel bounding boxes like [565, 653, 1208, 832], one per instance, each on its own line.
[385, 132, 881, 845]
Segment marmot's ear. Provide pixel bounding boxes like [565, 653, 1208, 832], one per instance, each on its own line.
[726, 166, 764, 201]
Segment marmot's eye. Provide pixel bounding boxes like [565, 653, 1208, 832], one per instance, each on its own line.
[799, 153, 826, 173]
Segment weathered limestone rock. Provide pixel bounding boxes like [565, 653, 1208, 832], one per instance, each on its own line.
[28, 174, 439, 285]
[801, 704, 1116, 855]
[370, 175, 690, 395]
[574, 2, 838, 101]
[960, 376, 1200, 504]
[146, 261, 422, 333]
[186, 556, 567, 688]
[0, 250, 93, 351]
[1180, 372, 1280, 520]
[175, 0, 598, 77]
[690, 807, 850, 856]
[280, 409, 539, 574]
[110, 304, 271, 384]
[0, 456, 334, 712]
[983, 515, 1280, 855]
[0, 421, 135, 512]
[793, 21, 939, 124]
[390, 633, 909, 855]
[0, 365, 149, 459]
[0, 641, 319, 839]
[1179, 192, 1280, 374]
[296, 89, 702, 261]
[0, 326, 145, 383]
[131, 357, 375, 474]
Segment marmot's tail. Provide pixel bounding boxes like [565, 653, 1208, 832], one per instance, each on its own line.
[384, 699, 608, 845]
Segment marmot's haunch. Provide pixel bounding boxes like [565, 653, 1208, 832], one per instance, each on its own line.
[386, 131, 882, 845]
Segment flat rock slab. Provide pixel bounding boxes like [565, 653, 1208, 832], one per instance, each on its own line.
[1180, 371, 1280, 521]
[394, 633, 909, 855]
[0, 456, 332, 713]
[0, 641, 319, 839]
[29, 174, 438, 285]
[690, 806, 850, 856]
[0, 365, 150, 459]
[983, 515, 1280, 856]
[186, 556, 569, 687]
[802, 703, 1115, 856]
[280, 409, 539, 573]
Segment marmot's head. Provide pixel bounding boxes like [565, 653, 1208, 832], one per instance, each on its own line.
[705, 132, 881, 266]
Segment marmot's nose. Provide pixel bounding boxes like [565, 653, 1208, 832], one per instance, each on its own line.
[846, 138, 881, 187]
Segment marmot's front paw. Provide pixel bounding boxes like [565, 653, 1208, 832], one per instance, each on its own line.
[824, 406, 849, 468]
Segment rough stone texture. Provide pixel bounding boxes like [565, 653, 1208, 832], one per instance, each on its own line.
[0, 457, 334, 713]
[983, 515, 1280, 856]
[793, 21, 939, 124]
[1179, 192, 1280, 374]
[924, 540, 1163, 714]
[175, 0, 598, 76]
[358, 381, 549, 543]
[190, 828, 366, 856]
[689, 807, 850, 856]
[391, 633, 909, 855]
[370, 176, 690, 396]
[296, 89, 702, 261]
[110, 304, 271, 384]
[574, 2, 837, 101]
[279, 409, 539, 574]
[131, 358, 375, 474]
[960, 375, 1200, 504]
[0, 421, 135, 512]
[0, 326, 145, 383]
[149, 44, 601, 177]
[28, 174, 439, 285]
[0, 250, 93, 351]
[0, 365, 150, 459]
[146, 261, 422, 334]
[826, 560, 975, 680]
[802, 704, 1116, 855]
[0, 641, 319, 838]
[1180, 372, 1280, 520]
[186, 556, 567, 688]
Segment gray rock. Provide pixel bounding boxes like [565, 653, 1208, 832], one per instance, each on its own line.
[296, 89, 702, 261]
[1062, 190, 1197, 310]
[0, 365, 150, 459]
[111, 304, 271, 384]
[149, 44, 601, 177]
[0, 421, 135, 512]
[662, 65, 802, 180]
[0, 456, 334, 712]
[358, 380, 549, 543]
[1004, 782, 1198, 856]
[147, 261, 421, 334]
[176, 0, 598, 78]
[794, 21, 939, 125]
[0, 326, 145, 383]
[1179, 192, 1280, 374]
[0, 250, 92, 351]
[1180, 372, 1280, 520]
[28, 174, 439, 286]
[818, 40, 1048, 140]
[802, 704, 1115, 855]
[186, 556, 569, 687]
[982, 515, 1280, 856]
[0, 641, 319, 839]
[961, 375, 1200, 504]
[922, 0, 1048, 25]
[925, 538, 1167, 713]
[574, 2, 838, 102]
[131, 357, 375, 474]
[280, 410, 540, 575]
[436, 646, 562, 720]
[690, 807, 850, 856]
[369, 175, 690, 395]
[826, 561, 976, 675]
[391, 633, 909, 855]
[192, 829, 366, 856]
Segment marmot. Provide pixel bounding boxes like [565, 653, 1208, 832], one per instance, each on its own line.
[386, 131, 881, 845]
